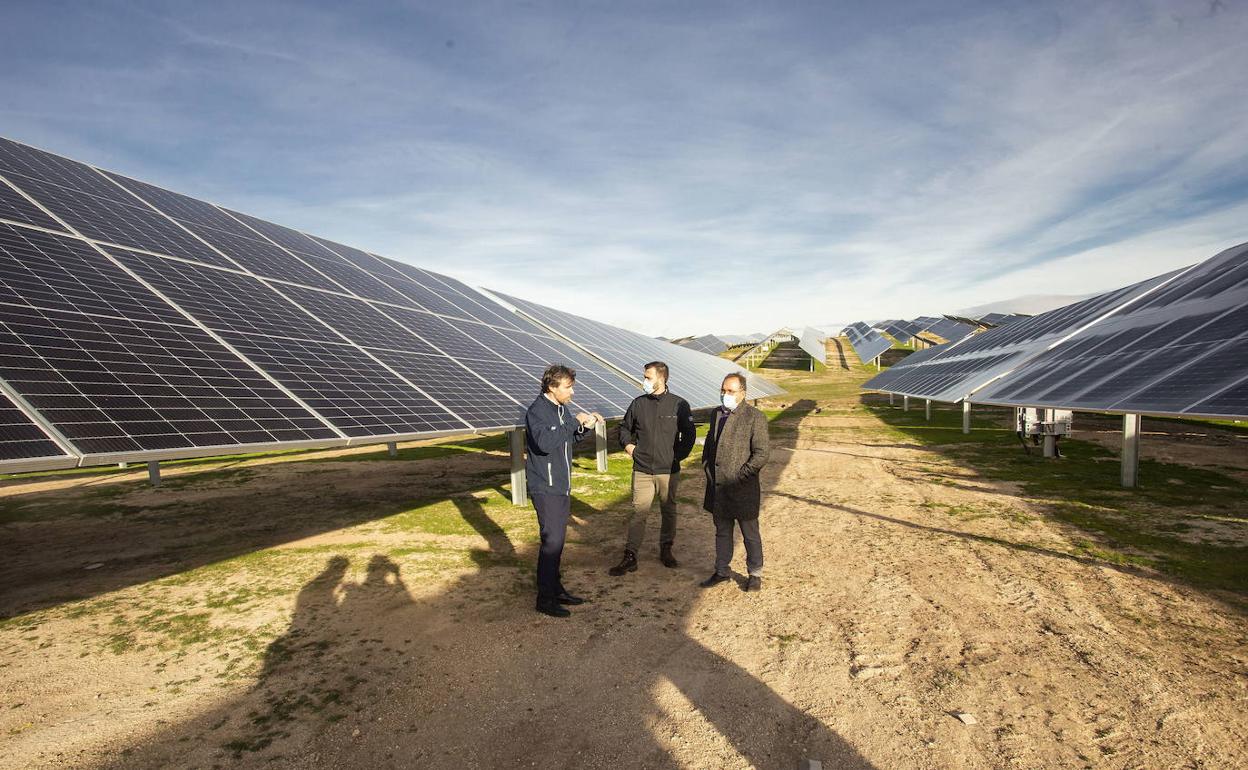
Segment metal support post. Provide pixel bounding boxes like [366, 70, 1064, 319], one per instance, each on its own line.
[903, 395, 910, 412]
[387, 441, 398, 458]
[925, 399, 931, 421]
[1043, 435, 1057, 458]
[508, 428, 527, 505]
[147, 461, 161, 488]
[962, 401, 971, 434]
[875, 356, 881, 371]
[117, 462, 128, 469]
[1121, 413, 1141, 488]
[889, 392, 895, 407]
[595, 420, 608, 472]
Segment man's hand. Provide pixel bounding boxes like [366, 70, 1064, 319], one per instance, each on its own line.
[625, 443, 636, 456]
[591, 412, 605, 425]
[575, 412, 595, 427]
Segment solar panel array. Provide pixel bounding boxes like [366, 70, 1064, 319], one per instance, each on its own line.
[487, 291, 784, 404]
[861, 269, 1186, 403]
[842, 322, 892, 364]
[0, 136, 642, 472]
[922, 318, 977, 343]
[975, 242, 1248, 419]
[880, 320, 914, 344]
[978, 312, 1029, 327]
[798, 327, 827, 365]
[678, 334, 731, 355]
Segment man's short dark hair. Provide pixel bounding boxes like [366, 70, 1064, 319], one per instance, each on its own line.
[643, 361, 669, 383]
[722, 372, 747, 392]
[541, 364, 576, 394]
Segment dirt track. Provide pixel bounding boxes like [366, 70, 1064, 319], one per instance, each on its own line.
[1, 368, 1245, 769]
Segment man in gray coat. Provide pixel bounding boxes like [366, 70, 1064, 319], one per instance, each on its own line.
[699, 372, 770, 592]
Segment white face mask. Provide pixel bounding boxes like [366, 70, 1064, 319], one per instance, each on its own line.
[642, 378, 655, 394]
[721, 393, 739, 410]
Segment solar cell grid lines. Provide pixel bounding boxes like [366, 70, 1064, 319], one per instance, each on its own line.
[0, 304, 337, 457]
[0, 224, 188, 326]
[974, 242, 1248, 419]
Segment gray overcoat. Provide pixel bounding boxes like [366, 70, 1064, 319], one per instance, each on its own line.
[701, 402, 770, 520]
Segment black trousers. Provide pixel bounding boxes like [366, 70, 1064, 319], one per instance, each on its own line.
[532, 493, 570, 602]
[713, 515, 764, 577]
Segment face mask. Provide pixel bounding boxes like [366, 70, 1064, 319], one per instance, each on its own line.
[721, 393, 738, 410]
[642, 379, 655, 394]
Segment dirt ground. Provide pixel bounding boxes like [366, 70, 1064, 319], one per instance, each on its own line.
[1, 366, 1245, 769]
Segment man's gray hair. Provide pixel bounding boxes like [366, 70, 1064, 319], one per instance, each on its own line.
[723, 372, 747, 392]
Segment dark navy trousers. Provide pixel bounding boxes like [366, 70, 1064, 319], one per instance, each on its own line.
[532, 493, 570, 602]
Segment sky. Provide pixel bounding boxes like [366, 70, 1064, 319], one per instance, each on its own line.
[2, 0, 1247, 338]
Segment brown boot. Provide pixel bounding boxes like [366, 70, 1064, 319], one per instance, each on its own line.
[660, 544, 679, 568]
[608, 550, 638, 576]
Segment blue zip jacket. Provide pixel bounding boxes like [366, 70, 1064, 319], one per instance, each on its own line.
[524, 394, 593, 496]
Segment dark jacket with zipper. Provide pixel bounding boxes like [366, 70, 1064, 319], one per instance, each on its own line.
[618, 391, 696, 475]
[524, 394, 593, 497]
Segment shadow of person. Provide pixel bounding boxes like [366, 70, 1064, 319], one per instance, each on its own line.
[100, 398, 875, 769]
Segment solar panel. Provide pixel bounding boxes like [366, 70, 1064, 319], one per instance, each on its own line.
[863, 270, 1185, 403]
[0, 135, 649, 471]
[843, 322, 892, 364]
[858, 342, 951, 391]
[486, 290, 784, 406]
[678, 334, 730, 355]
[798, 327, 826, 365]
[974, 242, 1248, 419]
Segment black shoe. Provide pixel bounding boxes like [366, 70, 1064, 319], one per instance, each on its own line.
[556, 591, 585, 605]
[745, 576, 762, 592]
[660, 544, 679, 568]
[608, 549, 638, 577]
[699, 573, 731, 588]
[535, 600, 571, 618]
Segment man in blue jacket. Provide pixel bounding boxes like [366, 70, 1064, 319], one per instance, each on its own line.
[525, 364, 603, 618]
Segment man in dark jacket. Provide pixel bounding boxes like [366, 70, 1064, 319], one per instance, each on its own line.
[525, 364, 603, 617]
[699, 372, 770, 592]
[609, 361, 696, 576]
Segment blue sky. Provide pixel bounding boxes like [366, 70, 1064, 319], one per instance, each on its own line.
[3, 0, 1246, 337]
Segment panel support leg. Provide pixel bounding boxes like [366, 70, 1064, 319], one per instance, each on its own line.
[875, 356, 881, 371]
[903, 395, 910, 412]
[509, 428, 527, 506]
[889, 392, 894, 407]
[595, 421, 608, 472]
[1043, 435, 1057, 458]
[117, 462, 128, 469]
[925, 399, 931, 421]
[387, 441, 398, 458]
[962, 401, 971, 434]
[1121, 413, 1141, 488]
[147, 461, 161, 488]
